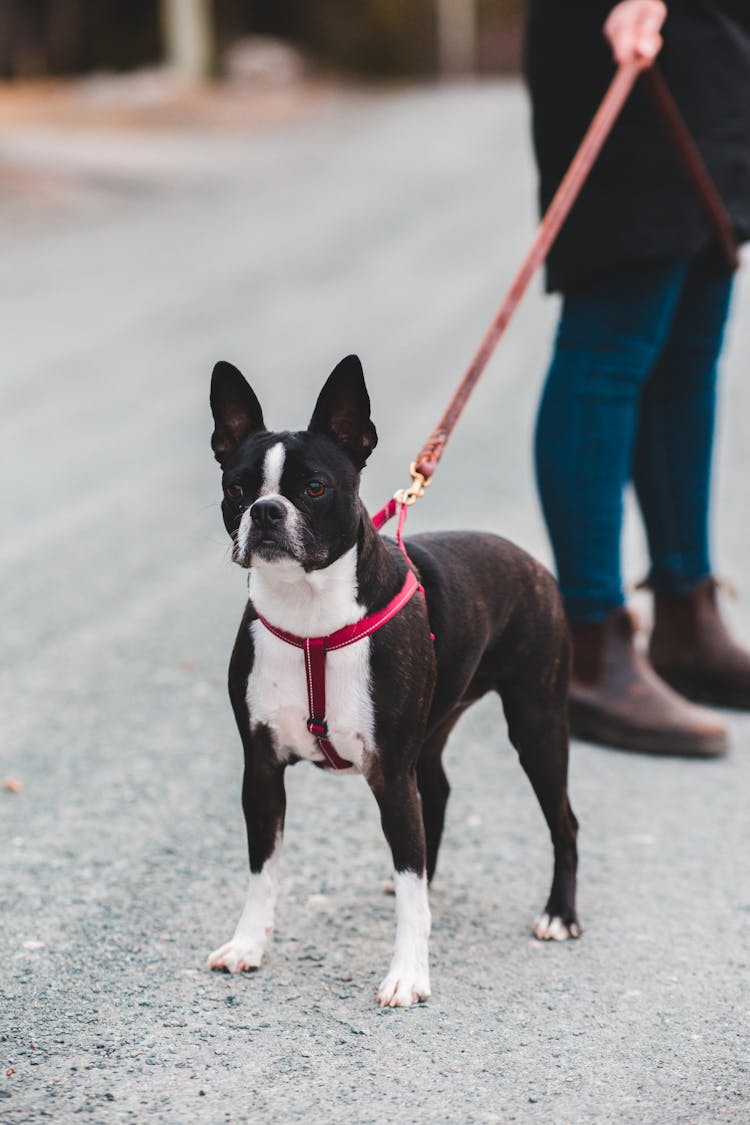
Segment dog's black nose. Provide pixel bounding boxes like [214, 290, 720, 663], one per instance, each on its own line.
[250, 499, 285, 527]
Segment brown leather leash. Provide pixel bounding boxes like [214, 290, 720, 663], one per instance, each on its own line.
[392, 60, 740, 510]
[644, 67, 740, 274]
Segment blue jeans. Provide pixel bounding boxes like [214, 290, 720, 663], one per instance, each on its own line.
[535, 253, 734, 624]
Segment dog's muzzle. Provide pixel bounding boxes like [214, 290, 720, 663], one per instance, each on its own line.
[233, 498, 299, 566]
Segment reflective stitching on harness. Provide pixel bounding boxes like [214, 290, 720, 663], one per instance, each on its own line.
[303, 638, 315, 717]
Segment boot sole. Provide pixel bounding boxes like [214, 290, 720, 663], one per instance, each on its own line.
[569, 703, 728, 758]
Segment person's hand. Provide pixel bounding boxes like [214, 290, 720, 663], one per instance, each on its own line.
[604, 0, 667, 68]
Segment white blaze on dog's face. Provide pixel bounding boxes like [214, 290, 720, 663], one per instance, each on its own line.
[234, 442, 306, 568]
[260, 441, 285, 495]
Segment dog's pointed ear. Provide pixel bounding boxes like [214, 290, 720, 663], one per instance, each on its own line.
[308, 355, 378, 469]
[210, 361, 265, 466]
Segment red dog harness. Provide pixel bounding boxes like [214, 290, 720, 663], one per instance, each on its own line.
[254, 500, 423, 770]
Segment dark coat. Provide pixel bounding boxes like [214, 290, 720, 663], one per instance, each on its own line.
[524, 1, 750, 292]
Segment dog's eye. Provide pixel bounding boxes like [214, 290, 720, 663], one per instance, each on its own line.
[225, 482, 244, 501]
[305, 481, 326, 498]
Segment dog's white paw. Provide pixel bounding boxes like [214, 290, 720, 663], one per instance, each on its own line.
[532, 913, 582, 941]
[207, 939, 265, 973]
[376, 961, 431, 1008]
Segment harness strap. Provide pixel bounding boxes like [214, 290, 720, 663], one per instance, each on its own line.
[255, 565, 421, 770]
[303, 638, 351, 770]
[372, 498, 398, 531]
[256, 568, 420, 652]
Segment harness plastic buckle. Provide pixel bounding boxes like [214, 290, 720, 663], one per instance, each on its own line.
[307, 718, 328, 738]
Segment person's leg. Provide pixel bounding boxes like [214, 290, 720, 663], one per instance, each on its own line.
[534, 257, 727, 755]
[636, 253, 750, 709]
[535, 260, 687, 624]
[633, 251, 733, 593]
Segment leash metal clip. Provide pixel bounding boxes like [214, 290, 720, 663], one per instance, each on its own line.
[393, 462, 430, 507]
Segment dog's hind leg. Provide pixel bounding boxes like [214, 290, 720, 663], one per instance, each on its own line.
[501, 682, 581, 941]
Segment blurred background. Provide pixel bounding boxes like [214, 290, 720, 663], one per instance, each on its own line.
[0, 0, 524, 80]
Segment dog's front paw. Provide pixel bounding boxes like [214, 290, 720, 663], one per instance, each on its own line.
[532, 913, 582, 942]
[376, 961, 431, 1008]
[207, 939, 265, 973]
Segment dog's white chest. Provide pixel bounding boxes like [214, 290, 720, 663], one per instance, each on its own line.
[246, 625, 373, 770]
[244, 547, 375, 772]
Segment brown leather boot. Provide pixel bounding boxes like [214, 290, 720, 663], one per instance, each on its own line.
[568, 608, 727, 756]
[650, 578, 750, 709]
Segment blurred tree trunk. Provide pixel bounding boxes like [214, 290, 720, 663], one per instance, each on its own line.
[0, 0, 45, 77]
[161, 0, 216, 79]
[47, 0, 81, 73]
[435, 0, 477, 76]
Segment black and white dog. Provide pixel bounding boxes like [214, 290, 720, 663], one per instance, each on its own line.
[207, 355, 580, 1007]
